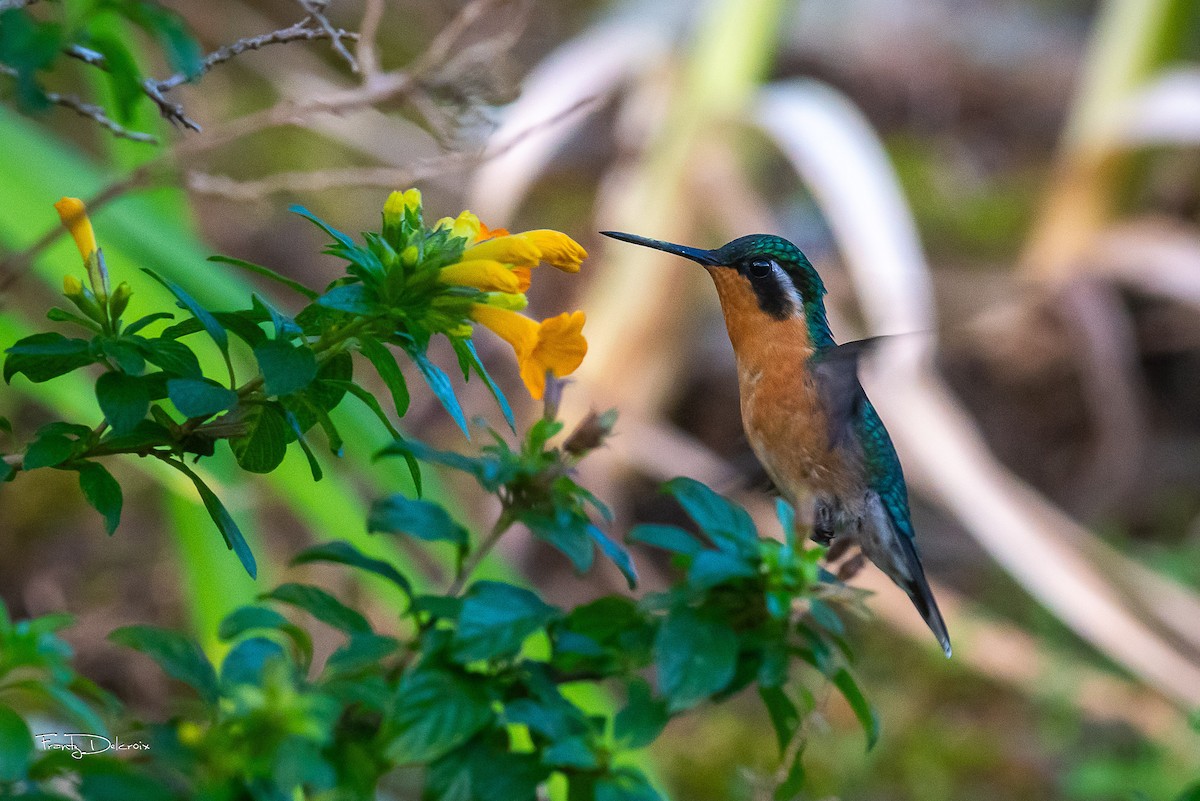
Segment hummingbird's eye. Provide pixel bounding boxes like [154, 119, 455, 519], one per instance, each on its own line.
[748, 259, 775, 278]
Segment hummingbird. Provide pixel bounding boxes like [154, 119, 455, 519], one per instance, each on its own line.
[601, 230, 951, 657]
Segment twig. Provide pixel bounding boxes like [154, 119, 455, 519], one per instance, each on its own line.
[356, 0, 386, 78]
[298, 0, 359, 73]
[185, 94, 601, 200]
[446, 512, 513, 596]
[141, 78, 201, 131]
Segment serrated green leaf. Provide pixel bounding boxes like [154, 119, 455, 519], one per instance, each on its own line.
[207, 254, 318, 299]
[263, 583, 371, 634]
[385, 668, 494, 764]
[95, 371, 150, 435]
[109, 625, 218, 705]
[368, 494, 468, 545]
[0, 703, 33, 782]
[662, 477, 758, 556]
[167, 377, 238, 418]
[4, 332, 95, 383]
[833, 667, 879, 750]
[452, 581, 559, 663]
[291, 540, 412, 598]
[230, 403, 289, 473]
[654, 608, 738, 712]
[77, 462, 122, 535]
[254, 340, 317, 397]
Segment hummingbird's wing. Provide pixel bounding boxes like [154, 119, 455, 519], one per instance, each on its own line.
[807, 337, 886, 451]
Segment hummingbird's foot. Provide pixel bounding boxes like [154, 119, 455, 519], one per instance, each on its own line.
[837, 551, 867, 581]
[811, 499, 835, 545]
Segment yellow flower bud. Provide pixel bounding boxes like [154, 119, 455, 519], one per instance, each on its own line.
[54, 197, 97, 263]
[521, 230, 587, 272]
[63, 274, 84, 297]
[383, 188, 422, 225]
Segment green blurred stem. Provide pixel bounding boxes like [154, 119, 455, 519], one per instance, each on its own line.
[447, 510, 514, 596]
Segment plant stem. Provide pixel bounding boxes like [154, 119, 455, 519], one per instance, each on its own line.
[446, 510, 513, 596]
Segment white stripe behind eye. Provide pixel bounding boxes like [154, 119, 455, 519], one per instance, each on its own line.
[773, 265, 804, 315]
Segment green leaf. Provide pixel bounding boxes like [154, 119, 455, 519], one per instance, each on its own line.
[220, 636, 287, 687]
[95, 371, 150, 435]
[654, 608, 738, 712]
[333, 380, 421, 492]
[687, 550, 757, 590]
[385, 668, 494, 764]
[0, 10, 62, 109]
[662, 478, 758, 556]
[368, 494, 468, 545]
[524, 509, 593, 573]
[100, 339, 145, 375]
[133, 337, 201, 378]
[589, 525, 638, 589]
[4, 332, 95, 383]
[109, 625, 218, 705]
[23, 433, 77, 469]
[167, 377, 238, 418]
[263, 583, 371, 634]
[218, 606, 312, 670]
[614, 678, 668, 749]
[377, 437, 504, 488]
[759, 686, 800, 755]
[316, 283, 372, 313]
[411, 349, 469, 438]
[595, 768, 662, 801]
[358, 337, 410, 418]
[325, 633, 400, 675]
[142, 269, 229, 355]
[0, 703, 33, 782]
[627, 524, 704, 555]
[452, 581, 559, 663]
[254, 340, 317, 397]
[207, 255, 318, 299]
[833, 667, 879, 750]
[164, 459, 257, 578]
[123, 311, 175, 336]
[218, 605, 288, 640]
[427, 730, 547, 801]
[87, 32, 143, 122]
[230, 403, 289, 473]
[543, 736, 598, 769]
[452, 338, 514, 432]
[77, 462, 123, 535]
[121, 0, 203, 76]
[291, 540, 412, 598]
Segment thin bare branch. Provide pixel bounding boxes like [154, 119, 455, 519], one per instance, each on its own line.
[155, 21, 360, 92]
[298, 0, 359, 73]
[0, 64, 160, 142]
[185, 94, 601, 200]
[356, 0, 386, 78]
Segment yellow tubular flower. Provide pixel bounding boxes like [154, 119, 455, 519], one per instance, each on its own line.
[463, 234, 542, 267]
[471, 306, 587, 399]
[521, 230, 587, 273]
[54, 197, 97, 262]
[439, 260, 522, 293]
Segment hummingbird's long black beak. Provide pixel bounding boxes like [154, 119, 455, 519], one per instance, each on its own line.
[600, 231, 720, 266]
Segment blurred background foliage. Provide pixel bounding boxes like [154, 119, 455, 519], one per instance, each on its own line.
[4, 0, 1200, 798]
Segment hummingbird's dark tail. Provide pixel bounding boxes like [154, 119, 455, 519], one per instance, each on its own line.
[896, 535, 953, 658]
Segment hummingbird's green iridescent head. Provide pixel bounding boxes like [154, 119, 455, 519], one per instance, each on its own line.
[600, 231, 833, 346]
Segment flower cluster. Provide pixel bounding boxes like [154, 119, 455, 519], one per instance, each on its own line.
[379, 189, 588, 399]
